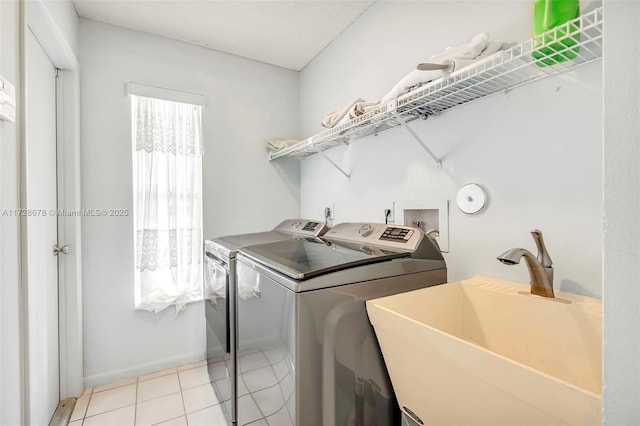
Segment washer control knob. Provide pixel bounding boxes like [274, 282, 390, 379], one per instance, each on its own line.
[358, 224, 373, 237]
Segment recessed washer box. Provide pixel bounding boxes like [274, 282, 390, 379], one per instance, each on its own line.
[395, 199, 449, 252]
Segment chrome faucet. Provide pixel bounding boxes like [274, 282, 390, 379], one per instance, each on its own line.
[497, 229, 554, 298]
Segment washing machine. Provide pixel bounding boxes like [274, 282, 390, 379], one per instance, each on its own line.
[204, 219, 328, 424]
[232, 223, 447, 426]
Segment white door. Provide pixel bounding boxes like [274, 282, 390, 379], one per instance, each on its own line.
[26, 28, 60, 425]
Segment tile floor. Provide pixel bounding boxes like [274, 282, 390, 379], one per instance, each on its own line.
[69, 359, 229, 426]
[231, 346, 294, 426]
[69, 347, 295, 426]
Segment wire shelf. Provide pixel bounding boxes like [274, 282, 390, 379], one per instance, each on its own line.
[270, 7, 603, 161]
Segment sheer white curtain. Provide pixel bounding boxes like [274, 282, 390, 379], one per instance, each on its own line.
[131, 95, 203, 313]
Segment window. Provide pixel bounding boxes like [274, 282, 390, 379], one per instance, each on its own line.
[131, 94, 203, 313]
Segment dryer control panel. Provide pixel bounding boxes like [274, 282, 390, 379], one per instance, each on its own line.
[323, 223, 423, 252]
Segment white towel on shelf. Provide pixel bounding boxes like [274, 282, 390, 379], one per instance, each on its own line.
[477, 40, 506, 58]
[380, 32, 503, 106]
[321, 98, 382, 128]
[434, 40, 506, 71]
[349, 100, 380, 119]
[380, 68, 447, 106]
[266, 137, 298, 154]
[330, 100, 382, 128]
[431, 32, 490, 62]
[321, 97, 366, 128]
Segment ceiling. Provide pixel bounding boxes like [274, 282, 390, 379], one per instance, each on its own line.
[73, 0, 375, 71]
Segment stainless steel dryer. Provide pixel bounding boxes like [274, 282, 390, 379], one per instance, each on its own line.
[233, 223, 446, 426]
[204, 219, 328, 424]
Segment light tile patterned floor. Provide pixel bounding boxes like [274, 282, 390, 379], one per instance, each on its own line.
[225, 346, 294, 426]
[68, 360, 229, 426]
[69, 349, 295, 426]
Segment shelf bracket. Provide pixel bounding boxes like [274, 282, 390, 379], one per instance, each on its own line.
[319, 151, 351, 179]
[392, 111, 442, 168]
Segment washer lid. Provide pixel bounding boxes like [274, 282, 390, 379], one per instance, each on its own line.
[204, 219, 329, 259]
[206, 231, 291, 260]
[238, 238, 409, 280]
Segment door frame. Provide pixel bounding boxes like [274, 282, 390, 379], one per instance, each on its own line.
[21, 0, 83, 409]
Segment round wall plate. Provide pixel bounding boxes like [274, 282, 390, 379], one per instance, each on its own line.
[456, 183, 486, 214]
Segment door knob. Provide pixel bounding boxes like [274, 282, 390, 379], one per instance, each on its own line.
[53, 244, 70, 256]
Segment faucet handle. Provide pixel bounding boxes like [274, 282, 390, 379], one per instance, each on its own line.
[530, 229, 552, 267]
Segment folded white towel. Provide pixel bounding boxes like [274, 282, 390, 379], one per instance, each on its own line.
[477, 40, 505, 58]
[380, 34, 506, 105]
[349, 100, 380, 119]
[321, 97, 365, 128]
[430, 32, 490, 62]
[380, 68, 446, 105]
[266, 137, 298, 154]
[435, 40, 506, 72]
[333, 100, 382, 128]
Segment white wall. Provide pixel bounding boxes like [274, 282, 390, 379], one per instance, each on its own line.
[39, 0, 78, 57]
[299, 1, 603, 298]
[0, 2, 23, 424]
[79, 19, 300, 386]
[602, 1, 640, 423]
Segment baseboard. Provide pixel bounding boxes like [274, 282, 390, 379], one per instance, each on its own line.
[83, 348, 206, 388]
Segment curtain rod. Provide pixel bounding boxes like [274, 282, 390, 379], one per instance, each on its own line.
[126, 81, 205, 107]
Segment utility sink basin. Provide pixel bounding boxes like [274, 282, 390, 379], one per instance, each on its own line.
[367, 275, 602, 426]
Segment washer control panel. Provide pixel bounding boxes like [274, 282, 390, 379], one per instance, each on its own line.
[275, 219, 328, 237]
[379, 226, 414, 243]
[323, 223, 423, 251]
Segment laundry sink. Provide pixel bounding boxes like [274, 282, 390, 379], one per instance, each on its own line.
[366, 275, 602, 426]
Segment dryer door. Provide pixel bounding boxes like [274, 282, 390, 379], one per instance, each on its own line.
[205, 252, 229, 356]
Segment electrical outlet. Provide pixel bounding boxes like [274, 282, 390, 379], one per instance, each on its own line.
[384, 202, 395, 224]
[323, 203, 335, 223]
